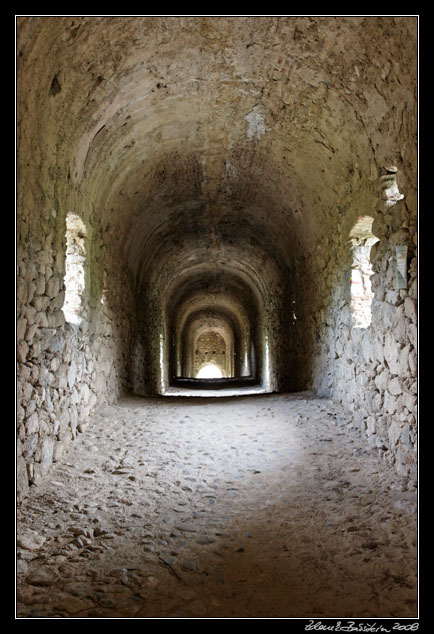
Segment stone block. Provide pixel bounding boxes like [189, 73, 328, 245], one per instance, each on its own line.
[42, 331, 65, 353]
[383, 332, 401, 375]
[80, 383, 91, 404]
[388, 420, 402, 447]
[408, 349, 417, 375]
[32, 295, 50, 312]
[50, 356, 60, 372]
[53, 439, 66, 462]
[384, 390, 398, 414]
[67, 361, 77, 388]
[49, 309, 66, 328]
[40, 437, 54, 475]
[17, 318, 28, 340]
[407, 323, 417, 349]
[17, 455, 29, 503]
[22, 381, 33, 401]
[409, 278, 417, 299]
[371, 337, 385, 365]
[400, 427, 413, 449]
[29, 341, 41, 359]
[23, 434, 38, 460]
[36, 366, 50, 386]
[30, 463, 43, 485]
[57, 418, 71, 441]
[366, 415, 377, 436]
[404, 297, 417, 323]
[35, 274, 46, 295]
[17, 406, 25, 426]
[25, 323, 38, 343]
[374, 367, 389, 392]
[51, 291, 65, 310]
[46, 276, 60, 298]
[388, 376, 403, 396]
[27, 280, 36, 304]
[25, 412, 39, 435]
[17, 340, 29, 363]
[360, 333, 373, 363]
[397, 345, 410, 377]
[25, 399, 37, 417]
[17, 529, 46, 551]
[37, 311, 49, 327]
[17, 281, 27, 306]
[401, 391, 417, 412]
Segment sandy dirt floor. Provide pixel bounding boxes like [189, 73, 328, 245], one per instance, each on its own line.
[16, 391, 418, 619]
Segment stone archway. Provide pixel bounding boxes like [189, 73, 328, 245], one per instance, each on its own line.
[193, 331, 231, 379]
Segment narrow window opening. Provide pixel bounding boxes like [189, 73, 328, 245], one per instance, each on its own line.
[380, 165, 404, 207]
[349, 216, 379, 329]
[62, 213, 87, 325]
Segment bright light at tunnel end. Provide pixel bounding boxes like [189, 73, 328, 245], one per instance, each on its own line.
[196, 364, 223, 379]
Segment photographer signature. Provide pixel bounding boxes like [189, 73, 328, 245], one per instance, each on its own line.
[305, 621, 419, 632]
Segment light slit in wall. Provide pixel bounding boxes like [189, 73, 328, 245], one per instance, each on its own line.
[62, 213, 87, 325]
[349, 216, 379, 329]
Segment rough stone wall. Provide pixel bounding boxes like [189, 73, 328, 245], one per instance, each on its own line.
[310, 172, 417, 486]
[16, 195, 137, 504]
[17, 231, 136, 502]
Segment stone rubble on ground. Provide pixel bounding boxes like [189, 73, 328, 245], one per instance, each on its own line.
[17, 393, 417, 618]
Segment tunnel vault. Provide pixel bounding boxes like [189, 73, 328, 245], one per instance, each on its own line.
[17, 16, 417, 499]
[166, 268, 263, 390]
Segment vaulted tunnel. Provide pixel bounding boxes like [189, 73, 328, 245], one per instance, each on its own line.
[17, 16, 417, 501]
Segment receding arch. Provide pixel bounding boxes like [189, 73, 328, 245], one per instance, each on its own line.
[194, 329, 228, 378]
[182, 313, 236, 379]
[162, 264, 268, 392]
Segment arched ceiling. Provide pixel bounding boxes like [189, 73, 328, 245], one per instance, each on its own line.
[186, 317, 235, 357]
[170, 284, 254, 344]
[17, 16, 417, 303]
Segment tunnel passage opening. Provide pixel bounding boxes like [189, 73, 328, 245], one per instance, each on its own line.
[193, 331, 229, 378]
[179, 313, 238, 380]
[162, 268, 271, 394]
[196, 363, 223, 379]
[170, 307, 256, 390]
